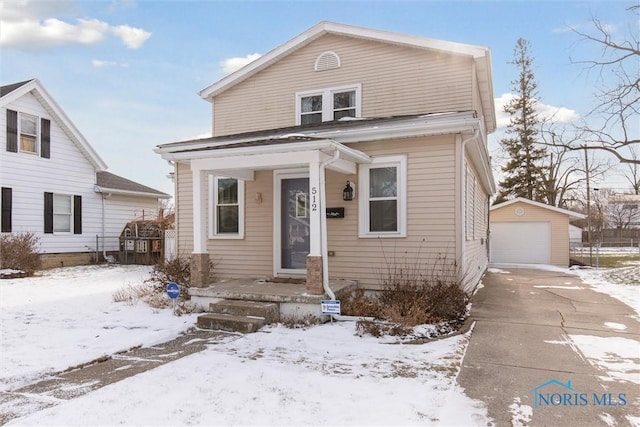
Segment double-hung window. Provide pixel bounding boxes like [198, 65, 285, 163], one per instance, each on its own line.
[44, 192, 81, 234]
[6, 110, 51, 158]
[359, 155, 407, 237]
[209, 176, 244, 239]
[20, 113, 38, 154]
[53, 194, 72, 233]
[296, 84, 361, 125]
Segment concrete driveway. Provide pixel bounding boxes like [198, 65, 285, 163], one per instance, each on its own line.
[458, 267, 639, 427]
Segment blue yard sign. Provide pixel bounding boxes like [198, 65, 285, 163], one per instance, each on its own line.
[321, 300, 341, 315]
[166, 282, 180, 299]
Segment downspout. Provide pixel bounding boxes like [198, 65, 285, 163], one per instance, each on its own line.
[459, 130, 479, 278]
[320, 150, 340, 300]
[321, 150, 375, 322]
[101, 191, 112, 261]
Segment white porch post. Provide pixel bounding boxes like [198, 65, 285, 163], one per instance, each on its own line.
[190, 167, 210, 287]
[307, 161, 323, 294]
[308, 161, 322, 257]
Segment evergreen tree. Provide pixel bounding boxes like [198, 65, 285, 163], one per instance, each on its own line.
[496, 38, 548, 203]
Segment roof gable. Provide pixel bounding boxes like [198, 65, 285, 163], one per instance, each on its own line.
[0, 79, 108, 171]
[491, 197, 586, 220]
[199, 21, 495, 132]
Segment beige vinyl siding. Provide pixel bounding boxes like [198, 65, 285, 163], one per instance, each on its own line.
[176, 162, 193, 256]
[206, 170, 273, 278]
[176, 163, 274, 279]
[175, 135, 460, 289]
[491, 201, 570, 266]
[213, 34, 474, 137]
[326, 135, 457, 290]
[463, 155, 489, 291]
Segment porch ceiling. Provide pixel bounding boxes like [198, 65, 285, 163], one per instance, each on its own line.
[189, 138, 370, 179]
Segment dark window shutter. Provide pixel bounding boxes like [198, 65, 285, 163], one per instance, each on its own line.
[44, 192, 53, 234]
[41, 118, 50, 158]
[73, 195, 82, 234]
[6, 110, 17, 153]
[1, 187, 12, 233]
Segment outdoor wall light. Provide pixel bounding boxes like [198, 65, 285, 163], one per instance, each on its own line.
[343, 181, 354, 201]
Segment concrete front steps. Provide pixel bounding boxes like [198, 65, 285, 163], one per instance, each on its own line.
[197, 300, 280, 333]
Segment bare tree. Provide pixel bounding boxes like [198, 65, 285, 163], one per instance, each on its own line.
[539, 123, 611, 207]
[608, 200, 640, 229]
[622, 145, 640, 194]
[570, 6, 639, 164]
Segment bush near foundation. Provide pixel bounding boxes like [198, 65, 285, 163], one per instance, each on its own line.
[342, 250, 470, 337]
[0, 233, 41, 276]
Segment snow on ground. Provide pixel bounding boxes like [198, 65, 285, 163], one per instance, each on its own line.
[1, 265, 489, 426]
[568, 335, 640, 385]
[7, 324, 489, 426]
[571, 263, 640, 316]
[0, 265, 198, 392]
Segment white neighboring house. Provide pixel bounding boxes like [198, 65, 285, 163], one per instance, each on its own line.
[0, 79, 169, 268]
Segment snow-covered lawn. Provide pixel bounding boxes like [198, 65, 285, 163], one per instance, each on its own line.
[0, 265, 198, 392]
[1, 265, 489, 426]
[2, 257, 637, 426]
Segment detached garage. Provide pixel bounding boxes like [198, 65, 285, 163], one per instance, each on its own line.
[490, 198, 586, 267]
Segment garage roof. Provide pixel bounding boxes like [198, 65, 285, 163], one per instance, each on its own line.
[491, 197, 586, 220]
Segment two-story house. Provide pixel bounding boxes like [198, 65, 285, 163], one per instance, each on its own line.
[1, 79, 169, 268]
[155, 21, 496, 300]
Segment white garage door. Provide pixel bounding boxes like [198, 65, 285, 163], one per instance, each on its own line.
[491, 222, 551, 264]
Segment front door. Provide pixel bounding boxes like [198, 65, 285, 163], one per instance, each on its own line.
[275, 171, 310, 274]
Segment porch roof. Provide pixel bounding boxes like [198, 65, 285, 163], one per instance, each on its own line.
[188, 137, 371, 179]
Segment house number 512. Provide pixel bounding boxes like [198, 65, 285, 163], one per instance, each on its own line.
[311, 187, 318, 211]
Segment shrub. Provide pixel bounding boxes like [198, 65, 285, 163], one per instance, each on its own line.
[350, 242, 470, 337]
[0, 233, 41, 275]
[146, 257, 192, 295]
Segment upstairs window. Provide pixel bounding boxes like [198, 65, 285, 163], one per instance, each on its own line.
[20, 113, 38, 154]
[296, 84, 361, 125]
[6, 109, 51, 158]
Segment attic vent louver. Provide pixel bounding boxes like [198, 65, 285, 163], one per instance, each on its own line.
[314, 51, 340, 71]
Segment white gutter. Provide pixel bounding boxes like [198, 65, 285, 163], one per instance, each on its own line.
[95, 186, 170, 199]
[154, 113, 480, 159]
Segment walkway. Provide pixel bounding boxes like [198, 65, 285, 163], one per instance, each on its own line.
[458, 267, 639, 426]
[0, 328, 233, 425]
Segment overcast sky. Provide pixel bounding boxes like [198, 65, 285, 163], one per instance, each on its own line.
[1, 0, 637, 196]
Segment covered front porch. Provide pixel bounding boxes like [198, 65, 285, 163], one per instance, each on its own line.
[186, 136, 371, 296]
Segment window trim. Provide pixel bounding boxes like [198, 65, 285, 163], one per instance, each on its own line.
[295, 83, 362, 125]
[19, 112, 39, 155]
[52, 193, 73, 234]
[208, 175, 245, 239]
[358, 155, 407, 238]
